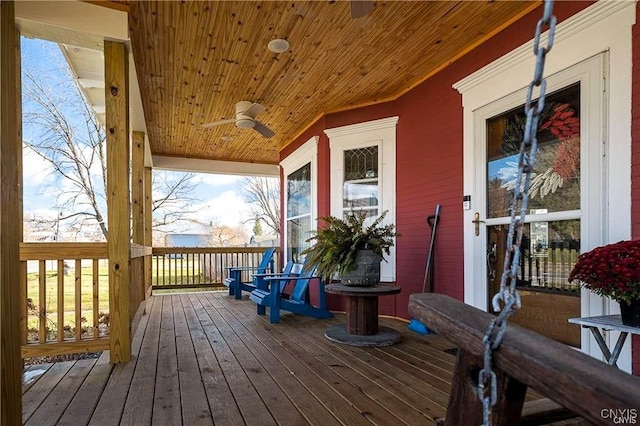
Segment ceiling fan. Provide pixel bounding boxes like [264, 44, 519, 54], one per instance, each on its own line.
[202, 101, 275, 138]
[350, 0, 374, 19]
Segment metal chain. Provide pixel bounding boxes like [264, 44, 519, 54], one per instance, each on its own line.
[478, 2, 556, 424]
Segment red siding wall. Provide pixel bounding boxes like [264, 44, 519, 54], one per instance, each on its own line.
[631, 1, 640, 376]
[280, 2, 607, 323]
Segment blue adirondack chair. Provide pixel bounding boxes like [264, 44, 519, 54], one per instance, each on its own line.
[252, 260, 302, 294]
[223, 247, 276, 298]
[249, 264, 333, 323]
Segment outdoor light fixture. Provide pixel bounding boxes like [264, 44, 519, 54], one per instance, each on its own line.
[236, 118, 255, 129]
[268, 38, 290, 54]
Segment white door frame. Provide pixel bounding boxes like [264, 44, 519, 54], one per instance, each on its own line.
[454, 0, 634, 371]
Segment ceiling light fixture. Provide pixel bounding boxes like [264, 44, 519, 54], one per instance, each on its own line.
[268, 38, 290, 54]
[221, 135, 233, 141]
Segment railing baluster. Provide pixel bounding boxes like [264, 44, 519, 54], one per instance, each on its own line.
[193, 253, 197, 284]
[39, 260, 46, 343]
[93, 259, 99, 339]
[57, 259, 64, 343]
[75, 259, 82, 341]
[20, 261, 27, 345]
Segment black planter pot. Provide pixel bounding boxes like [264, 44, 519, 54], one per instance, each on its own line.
[340, 250, 381, 286]
[620, 299, 640, 327]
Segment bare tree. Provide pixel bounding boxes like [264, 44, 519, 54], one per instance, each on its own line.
[23, 57, 110, 237]
[241, 177, 280, 236]
[209, 223, 249, 246]
[23, 41, 198, 240]
[151, 171, 200, 233]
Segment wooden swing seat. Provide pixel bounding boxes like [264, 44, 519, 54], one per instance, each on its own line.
[409, 293, 640, 426]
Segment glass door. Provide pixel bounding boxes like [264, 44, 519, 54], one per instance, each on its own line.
[470, 55, 605, 347]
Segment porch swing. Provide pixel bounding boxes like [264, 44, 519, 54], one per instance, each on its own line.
[408, 1, 640, 425]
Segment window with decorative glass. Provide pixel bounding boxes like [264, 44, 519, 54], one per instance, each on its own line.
[342, 146, 379, 220]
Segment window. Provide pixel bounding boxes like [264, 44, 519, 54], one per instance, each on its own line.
[325, 116, 398, 281]
[281, 136, 318, 264]
[342, 146, 379, 219]
[286, 163, 311, 262]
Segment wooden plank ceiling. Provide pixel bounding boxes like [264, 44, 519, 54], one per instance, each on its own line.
[127, 1, 538, 166]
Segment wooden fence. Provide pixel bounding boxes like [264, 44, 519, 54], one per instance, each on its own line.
[151, 247, 280, 290]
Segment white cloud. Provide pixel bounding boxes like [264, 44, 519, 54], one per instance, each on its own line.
[193, 173, 243, 187]
[23, 147, 54, 186]
[191, 190, 253, 230]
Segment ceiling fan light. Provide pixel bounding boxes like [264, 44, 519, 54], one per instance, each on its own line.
[236, 118, 255, 129]
[268, 38, 290, 54]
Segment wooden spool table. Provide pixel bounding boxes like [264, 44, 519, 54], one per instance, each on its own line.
[324, 283, 401, 347]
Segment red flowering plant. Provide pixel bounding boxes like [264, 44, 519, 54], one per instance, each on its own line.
[568, 240, 640, 304]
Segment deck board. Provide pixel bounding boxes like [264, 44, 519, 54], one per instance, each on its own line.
[22, 363, 53, 394]
[25, 358, 97, 426]
[152, 295, 182, 424]
[58, 352, 112, 426]
[183, 294, 246, 425]
[173, 295, 214, 425]
[22, 291, 482, 425]
[88, 297, 151, 426]
[120, 296, 160, 425]
[22, 361, 74, 422]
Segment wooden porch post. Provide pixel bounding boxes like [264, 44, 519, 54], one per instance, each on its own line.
[144, 166, 152, 297]
[132, 132, 144, 245]
[105, 40, 131, 364]
[0, 1, 23, 422]
[131, 131, 146, 308]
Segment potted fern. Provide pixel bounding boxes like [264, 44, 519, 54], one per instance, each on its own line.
[302, 210, 398, 286]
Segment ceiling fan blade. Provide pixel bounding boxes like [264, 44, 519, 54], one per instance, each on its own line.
[202, 118, 235, 129]
[253, 120, 275, 138]
[350, 0, 374, 19]
[242, 102, 266, 118]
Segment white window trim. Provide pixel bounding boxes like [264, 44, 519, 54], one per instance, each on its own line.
[454, 0, 634, 371]
[280, 136, 319, 264]
[325, 116, 399, 282]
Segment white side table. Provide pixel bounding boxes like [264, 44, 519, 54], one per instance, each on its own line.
[568, 315, 640, 368]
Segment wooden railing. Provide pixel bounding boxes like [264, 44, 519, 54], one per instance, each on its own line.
[20, 242, 110, 358]
[19, 244, 280, 357]
[151, 247, 280, 290]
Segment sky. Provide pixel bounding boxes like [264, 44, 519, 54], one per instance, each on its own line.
[21, 37, 265, 240]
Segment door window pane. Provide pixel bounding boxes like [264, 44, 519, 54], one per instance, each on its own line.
[487, 220, 581, 293]
[487, 84, 581, 218]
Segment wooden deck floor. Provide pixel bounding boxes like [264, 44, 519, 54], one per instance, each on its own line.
[22, 291, 461, 425]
